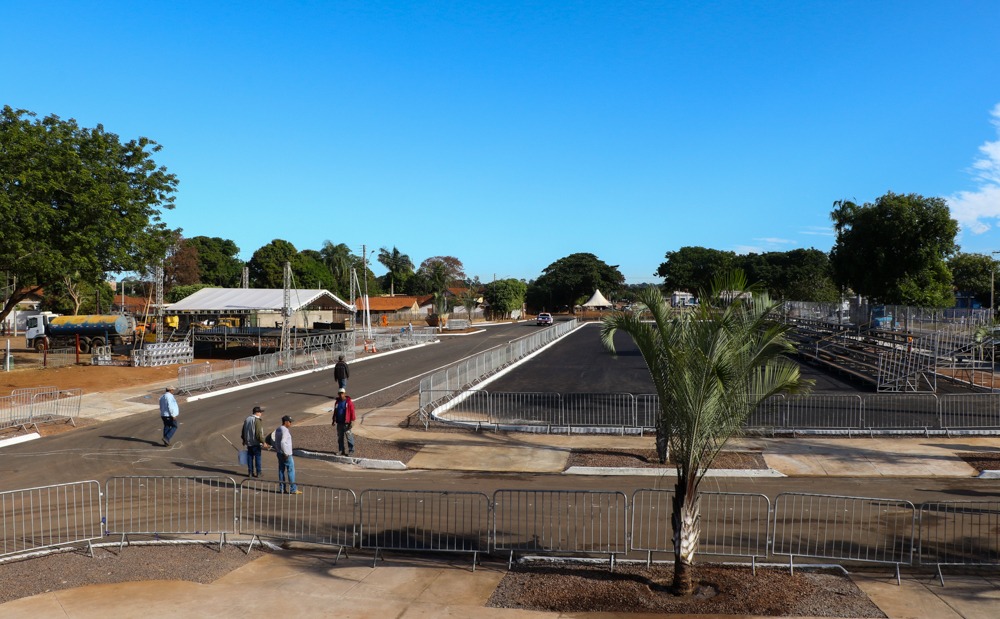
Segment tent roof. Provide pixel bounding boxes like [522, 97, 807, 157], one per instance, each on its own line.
[166, 288, 353, 314]
[581, 289, 612, 307]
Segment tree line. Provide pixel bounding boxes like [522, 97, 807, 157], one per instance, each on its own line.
[3, 105, 992, 324]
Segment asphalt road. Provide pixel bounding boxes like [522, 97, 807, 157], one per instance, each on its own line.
[2, 321, 995, 506]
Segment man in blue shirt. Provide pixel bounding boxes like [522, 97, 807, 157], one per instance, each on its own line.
[159, 386, 179, 446]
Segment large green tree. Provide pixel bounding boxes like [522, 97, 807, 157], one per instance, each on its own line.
[656, 247, 736, 294]
[527, 253, 625, 312]
[830, 192, 958, 305]
[378, 246, 415, 295]
[948, 252, 997, 309]
[482, 278, 527, 319]
[185, 236, 243, 287]
[0, 106, 177, 323]
[247, 240, 298, 288]
[319, 241, 356, 298]
[601, 272, 807, 595]
[740, 248, 840, 302]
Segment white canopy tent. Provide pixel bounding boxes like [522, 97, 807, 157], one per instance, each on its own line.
[581, 289, 612, 309]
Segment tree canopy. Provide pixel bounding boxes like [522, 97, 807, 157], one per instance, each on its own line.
[527, 253, 625, 312]
[948, 252, 997, 309]
[741, 248, 840, 302]
[0, 105, 177, 322]
[656, 247, 736, 294]
[483, 278, 527, 318]
[830, 192, 958, 306]
[184, 236, 243, 287]
[378, 246, 414, 295]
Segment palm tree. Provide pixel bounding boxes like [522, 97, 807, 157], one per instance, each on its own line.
[378, 246, 414, 296]
[600, 271, 807, 595]
[319, 241, 354, 296]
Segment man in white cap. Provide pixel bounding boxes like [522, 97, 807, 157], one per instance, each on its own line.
[159, 386, 179, 446]
[331, 387, 356, 456]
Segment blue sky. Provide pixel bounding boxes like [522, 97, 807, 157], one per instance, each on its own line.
[5, 1, 1000, 285]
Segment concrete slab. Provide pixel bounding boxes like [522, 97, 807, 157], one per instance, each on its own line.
[406, 443, 569, 473]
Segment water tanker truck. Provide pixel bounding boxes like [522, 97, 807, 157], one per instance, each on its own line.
[24, 314, 138, 353]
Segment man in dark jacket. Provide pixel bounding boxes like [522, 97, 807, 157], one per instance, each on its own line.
[334, 355, 350, 389]
[241, 406, 266, 477]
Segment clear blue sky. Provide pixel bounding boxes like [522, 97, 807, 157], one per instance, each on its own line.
[5, 1, 1000, 285]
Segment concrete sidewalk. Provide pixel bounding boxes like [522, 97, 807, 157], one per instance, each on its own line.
[4, 378, 1000, 617]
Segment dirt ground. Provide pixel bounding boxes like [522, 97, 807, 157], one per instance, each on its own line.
[0, 336, 195, 394]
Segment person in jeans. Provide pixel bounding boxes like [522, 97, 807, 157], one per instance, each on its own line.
[274, 415, 301, 494]
[333, 355, 350, 390]
[159, 386, 179, 446]
[331, 388, 356, 456]
[241, 406, 266, 477]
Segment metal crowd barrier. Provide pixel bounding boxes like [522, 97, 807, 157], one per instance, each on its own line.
[104, 476, 238, 551]
[630, 490, 771, 571]
[358, 489, 491, 570]
[239, 480, 356, 557]
[918, 501, 1000, 584]
[175, 339, 412, 394]
[492, 489, 629, 570]
[0, 387, 79, 431]
[771, 492, 915, 583]
[0, 481, 103, 560]
[2, 477, 999, 583]
[30, 389, 83, 426]
[427, 390, 1000, 435]
[418, 320, 579, 416]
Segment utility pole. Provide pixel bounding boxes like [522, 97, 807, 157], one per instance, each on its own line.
[155, 263, 164, 343]
[281, 261, 291, 359]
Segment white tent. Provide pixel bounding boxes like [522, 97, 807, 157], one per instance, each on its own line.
[581, 289, 612, 308]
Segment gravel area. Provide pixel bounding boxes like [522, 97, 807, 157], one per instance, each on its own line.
[488, 562, 886, 617]
[958, 452, 1000, 473]
[0, 544, 269, 605]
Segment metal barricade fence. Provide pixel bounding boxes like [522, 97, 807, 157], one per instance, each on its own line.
[429, 389, 491, 426]
[0, 481, 104, 560]
[561, 393, 636, 431]
[784, 394, 864, 433]
[232, 357, 255, 384]
[918, 501, 1000, 583]
[489, 392, 562, 428]
[939, 394, 1000, 430]
[635, 394, 660, 430]
[772, 492, 915, 582]
[492, 489, 629, 570]
[630, 490, 771, 569]
[44, 347, 77, 368]
[358, 489, 491, 569]
[863, 394, 940, 432]
[239, 480, 356, 556]
[104, 476, 238, 550]
[30, 388, 83, 425]
[0, 394, 29, 431]
[177, 362, 213, 393]
[11, 386, 58, 406]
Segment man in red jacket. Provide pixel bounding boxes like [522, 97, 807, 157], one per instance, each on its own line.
[331, 387, 356, 456]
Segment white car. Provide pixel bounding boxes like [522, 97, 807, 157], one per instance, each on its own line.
[536, 312, 553, 326]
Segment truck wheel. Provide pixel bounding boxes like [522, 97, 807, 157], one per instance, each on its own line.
[77, 340, 91, 354]
[34, 340, 46, 353]
[91, 337, 105, 349]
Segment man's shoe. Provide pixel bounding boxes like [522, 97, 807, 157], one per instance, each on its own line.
[290, 490, 303, 495]
[162, 438, 170, 446]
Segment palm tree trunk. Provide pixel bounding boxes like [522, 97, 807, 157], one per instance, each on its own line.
[671, 481, 700, 595]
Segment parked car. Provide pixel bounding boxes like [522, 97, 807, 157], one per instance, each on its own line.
[536, 312, 553, 326]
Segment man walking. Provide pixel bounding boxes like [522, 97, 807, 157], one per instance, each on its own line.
[333, 354, 350, 390]
[274, 415, 302, 494]
[241, 406, 266, 477]
[332, 388, 356, 456]
[159, 386, 179, 446]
